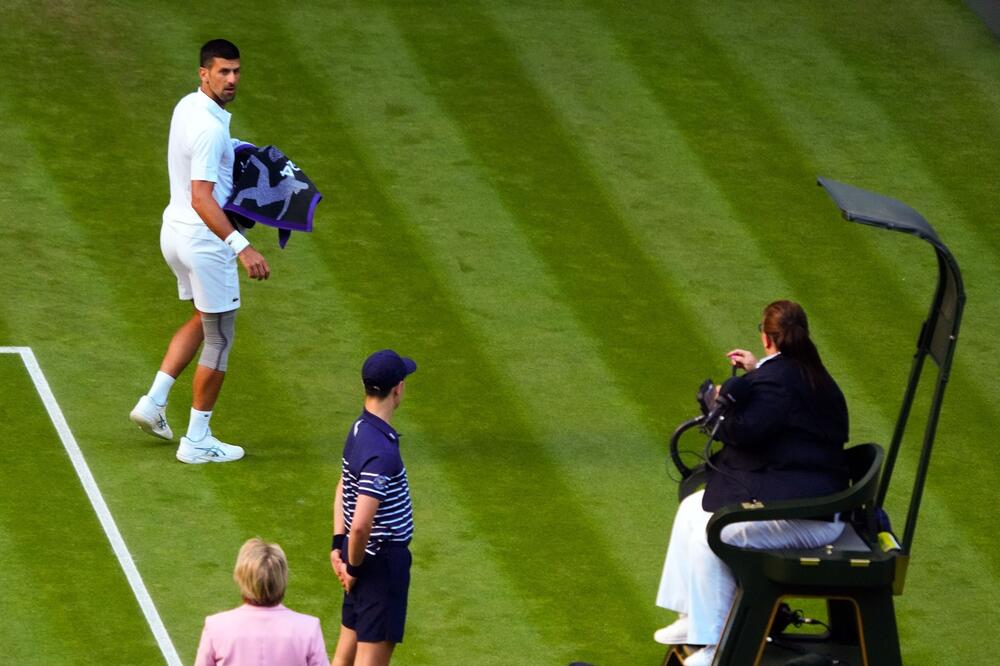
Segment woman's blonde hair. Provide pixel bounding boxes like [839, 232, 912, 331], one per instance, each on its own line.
[233, 537, 288, 606]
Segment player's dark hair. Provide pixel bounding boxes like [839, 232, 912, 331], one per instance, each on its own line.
[365, 384, 394, 399]
[761, 300, 832, 389]
[200, 39, 240, 68]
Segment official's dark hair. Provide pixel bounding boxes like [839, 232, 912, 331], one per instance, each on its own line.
[200, 39, 240, 68]
[761, 300, 832, 389]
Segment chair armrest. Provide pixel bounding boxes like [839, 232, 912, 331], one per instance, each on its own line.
[705, 483, 874, 558]
[705, 443, 883, 558]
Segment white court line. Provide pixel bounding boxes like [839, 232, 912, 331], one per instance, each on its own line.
[0, 347, 182, 666]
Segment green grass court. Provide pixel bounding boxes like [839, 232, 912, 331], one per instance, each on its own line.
[1, 1, 999, 663]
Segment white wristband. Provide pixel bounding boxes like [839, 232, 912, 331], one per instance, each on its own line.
[224, 230, 250, 255]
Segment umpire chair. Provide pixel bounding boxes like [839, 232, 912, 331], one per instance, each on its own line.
[664, 178, 965, 666]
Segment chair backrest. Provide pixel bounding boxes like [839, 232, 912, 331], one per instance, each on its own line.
[844, 444, 884, 488]
[842, 443, 884, 540]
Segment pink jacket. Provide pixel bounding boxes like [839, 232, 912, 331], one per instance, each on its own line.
[194, 603, 328, 666]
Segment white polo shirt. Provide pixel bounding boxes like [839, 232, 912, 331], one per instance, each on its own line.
[162, 88, 238, 239]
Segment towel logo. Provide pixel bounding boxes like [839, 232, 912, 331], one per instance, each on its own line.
[233, 154, 308, 220]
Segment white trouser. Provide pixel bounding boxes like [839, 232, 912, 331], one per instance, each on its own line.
[655, 489, 844, 645]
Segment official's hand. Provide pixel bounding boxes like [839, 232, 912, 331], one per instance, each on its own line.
[726, 349, 758, 371]
[238, 246, 270, 280]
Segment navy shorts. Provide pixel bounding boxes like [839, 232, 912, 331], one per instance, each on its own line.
[342, 543, 411, 644]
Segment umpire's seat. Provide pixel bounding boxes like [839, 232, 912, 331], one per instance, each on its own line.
[663, 443, 894, 666]
[709, 443, 897, 665]
[664, 178, 964, 666]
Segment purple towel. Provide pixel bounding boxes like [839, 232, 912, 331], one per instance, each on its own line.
[224, 143, 322, 248]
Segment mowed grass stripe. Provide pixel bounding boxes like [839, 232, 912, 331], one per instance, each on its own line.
[287, 2, 673, 627]
[914, 3, 1000, 116]
[689, 0, 1000, 306]
[690, 0, 1000, 580]
[483, 3, 798, 394]
[387, 4, 722, 440]
[0, 317, 12, 346]
[809, 2, 1000, 259]
[0, 1, 173, 287]
[0, 356, 163, 664]
[238, 10, 651, 663]
[590, 1, 935, 410]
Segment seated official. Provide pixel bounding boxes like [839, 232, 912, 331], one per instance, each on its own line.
[653, 300, 849, 666]
[195, 538, 328, 666]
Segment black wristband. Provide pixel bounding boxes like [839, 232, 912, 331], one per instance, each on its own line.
[346, 561, 363, 578]
[332, 534, 345, 552]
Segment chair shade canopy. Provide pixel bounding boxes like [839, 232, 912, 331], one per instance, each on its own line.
[817, 177, 939, 243]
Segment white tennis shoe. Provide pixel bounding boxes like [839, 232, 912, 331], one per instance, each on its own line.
[176, 433, 244, 464]
[129, 395, 173, 440]
[653, 615, 690, 644]
[684, 644, 716, 666]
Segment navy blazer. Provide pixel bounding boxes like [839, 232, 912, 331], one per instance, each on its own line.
[702, 354, 850, 512]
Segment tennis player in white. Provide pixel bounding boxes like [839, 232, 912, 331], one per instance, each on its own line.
[130, 39, 269, 463]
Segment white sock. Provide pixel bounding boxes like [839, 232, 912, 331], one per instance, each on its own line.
[147, 371, 175, 406]
[186, 408, 212, 442]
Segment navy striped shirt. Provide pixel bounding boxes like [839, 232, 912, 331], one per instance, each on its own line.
[341, 410, 413, 556]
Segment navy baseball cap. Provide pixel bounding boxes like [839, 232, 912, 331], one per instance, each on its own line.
[362, 349, 417, 392]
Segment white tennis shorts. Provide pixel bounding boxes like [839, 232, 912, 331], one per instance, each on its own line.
[160, 222, 240, 313]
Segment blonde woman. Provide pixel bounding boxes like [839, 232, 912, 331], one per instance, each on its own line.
[196, 538, 328, 666]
